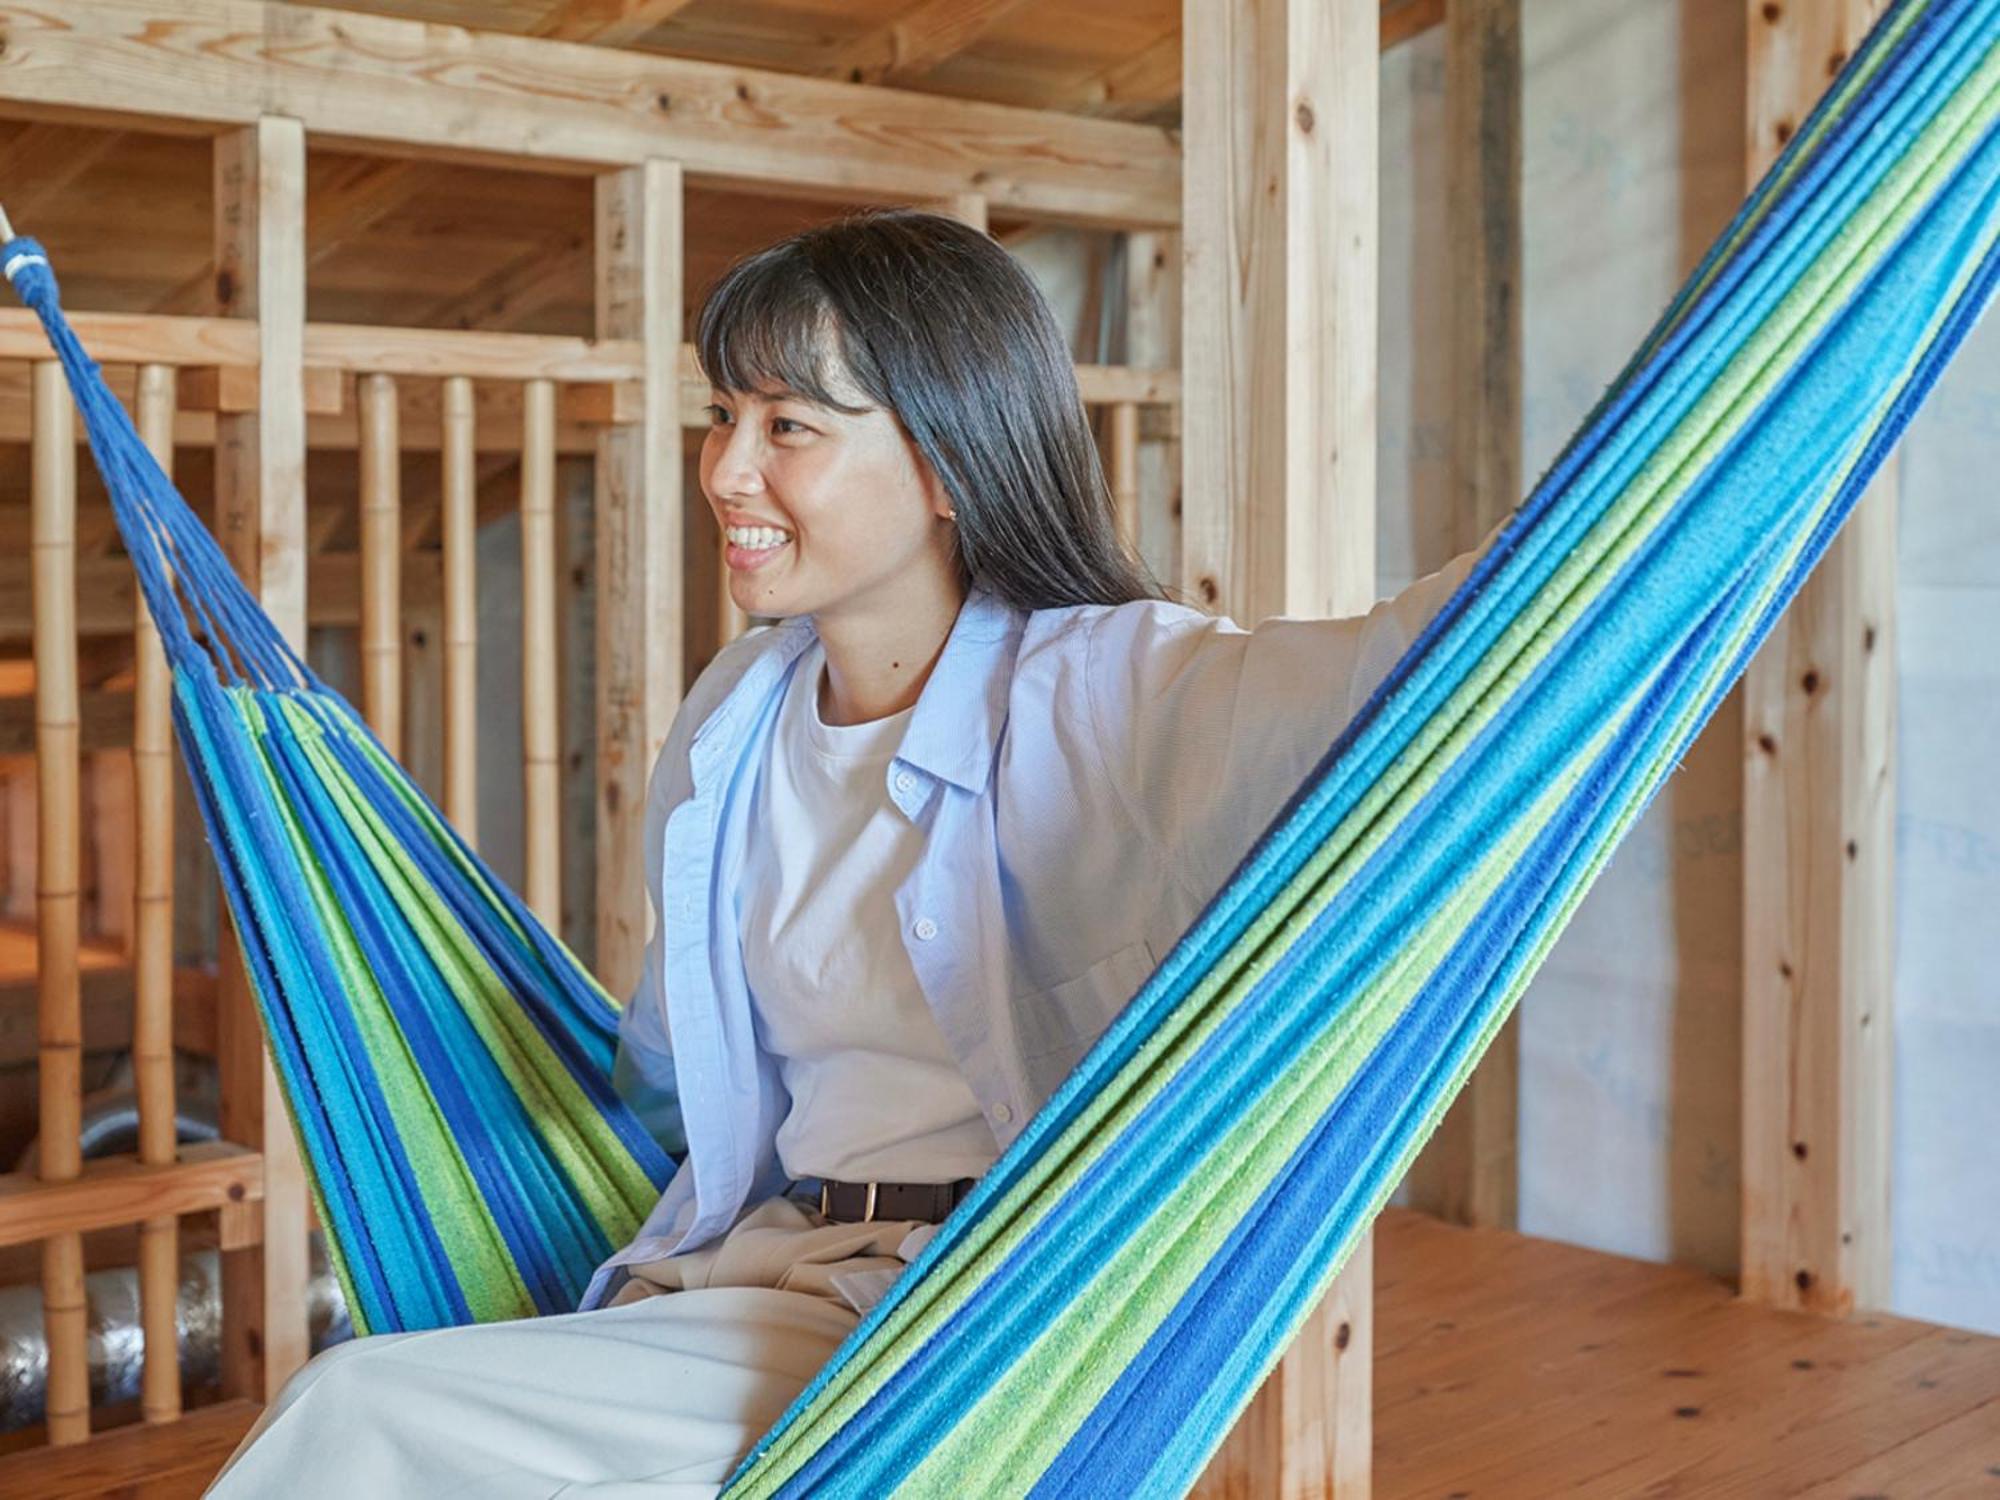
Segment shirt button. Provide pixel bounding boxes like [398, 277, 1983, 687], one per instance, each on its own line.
[894, 770, 916, 794]
[912, 917, 939, 941]
[993, 1102, 1014, 1124]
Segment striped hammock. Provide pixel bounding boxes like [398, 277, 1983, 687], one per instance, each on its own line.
[8, 0, 1999, 1490]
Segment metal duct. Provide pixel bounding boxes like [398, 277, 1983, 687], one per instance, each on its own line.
[2, 1084, 352, 1432]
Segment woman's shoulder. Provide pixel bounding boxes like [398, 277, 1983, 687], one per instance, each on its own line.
[1017, 591, 1234, 674]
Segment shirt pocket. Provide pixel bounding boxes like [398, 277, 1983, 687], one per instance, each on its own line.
[1011, 939, 1158, 1073]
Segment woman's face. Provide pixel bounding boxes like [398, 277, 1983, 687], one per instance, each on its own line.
[699, 362, 959, 623]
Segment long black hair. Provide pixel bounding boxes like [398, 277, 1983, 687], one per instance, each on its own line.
[694, 209, 1162, 611]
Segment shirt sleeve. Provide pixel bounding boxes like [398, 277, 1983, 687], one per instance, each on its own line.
[1084, 535, 1493, 906]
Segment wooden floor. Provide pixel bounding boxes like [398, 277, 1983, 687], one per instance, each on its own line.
[4, 1209, 1997, 1498]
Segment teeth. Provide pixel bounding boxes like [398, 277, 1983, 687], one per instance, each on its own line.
[726, 525, 792, 550]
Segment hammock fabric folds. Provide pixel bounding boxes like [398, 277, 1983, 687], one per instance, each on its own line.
[7, 0, 1999, 1491]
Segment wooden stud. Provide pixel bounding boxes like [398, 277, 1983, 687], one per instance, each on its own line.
[32, 359, 89, 1446]
[1404, 0, 1523, 1233]
[1182, 0, 1378, 1492]
[211, 115, 313, 1404]
[358, 372, 403, 758]
[1123, 230, 1180, 588]
[593, 159, 684, 1002]
[932, 193, 990, 233]
[521, 377, 562, 928]
[132, 363, 183, 1425]
[1107, 400, 1140, 555]
[0, 0, 1178, 230]
[1740, 0, 1895, 1316]
[442, 374, 479, 845]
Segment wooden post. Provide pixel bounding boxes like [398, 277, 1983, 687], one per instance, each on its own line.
[442, 373, 479, 845]
[1108, 401, 1140, 555]
[1123, 230, 1181, 588]
[933, 193, 990, 232]
[359, 371, 403, 758]
[132, 363, 182, 1425]
[1404, 0, 1522, 1232]
[212, 114, 313, 1402]
[32, 359, 87, 1445]
[1183, 0, 1378, 1492]
[521, 377, 562, 928]
[1740, 0, 1895, 1316]
[594, 160, 684, 1002]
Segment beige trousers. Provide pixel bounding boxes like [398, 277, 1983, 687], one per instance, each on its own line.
[205, 1198, 932, 1498]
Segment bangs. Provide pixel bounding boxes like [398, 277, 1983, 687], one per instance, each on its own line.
[695, 252, 875, 414]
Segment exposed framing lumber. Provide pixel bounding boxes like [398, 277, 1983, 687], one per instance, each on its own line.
[532, 0, 699, 47]
[210, 116, 313, 1403]
[1739, 0, 1895, 1316]
[0, 0, 1178, 228]
[822, 0, 1037, 88]
[1182, 0, 1379, 1491]
[0, 1143, 263, 1249]
[1404, 0, 1522, 1232]
[593, 158, 681, 998]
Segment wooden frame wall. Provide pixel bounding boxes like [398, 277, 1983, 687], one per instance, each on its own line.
[0, 0, 1193, 1452]
[1740, 0, 1896, 1317]
[8, 2, 1901, 1495]
[1181, 0, 1379, 1491]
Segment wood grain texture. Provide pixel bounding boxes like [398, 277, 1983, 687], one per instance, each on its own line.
[593, 159, 683, 1001]
[0, 0, 1179, 226]
[1403, 0, 1522, 1234]
[210, 117, 313, 1404]
[0, 1143, 264, 1247]
[8, 1212, 1992, 1495]
[1182, 0, 1379, 1491]
[1740, 0, 1895, 1318]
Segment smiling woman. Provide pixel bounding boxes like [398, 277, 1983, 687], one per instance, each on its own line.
[210, 203, 1492, 1497]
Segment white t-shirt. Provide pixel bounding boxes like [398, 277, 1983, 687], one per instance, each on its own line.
[739, 640, 1001, 1185]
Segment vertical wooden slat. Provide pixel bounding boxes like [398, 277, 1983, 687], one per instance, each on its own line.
[1405, 0, 1523, 1232]
[32, 359, 88, 1446]
[442, 373, 479, 845]
[212, 114, 312, 1403]
[133, 363, 182, 1426]
[359, 371, 403, 758]
[1108, 400, 1140, 555]
[1740, 0, 1895, 1316]
[1183, 0, 1378, 1492]
[521, 377, 562, 927]
[1123, 230, 1181, 588]
[594, 159, 684, 1003]
[932, 192, 990, 232]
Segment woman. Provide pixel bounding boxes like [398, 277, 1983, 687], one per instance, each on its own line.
[209, 209, 1487, 1497]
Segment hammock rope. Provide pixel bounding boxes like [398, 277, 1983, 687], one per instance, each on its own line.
[4, 0, 1996, 1490]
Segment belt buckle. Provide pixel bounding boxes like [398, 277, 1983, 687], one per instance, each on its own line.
[818, 1180, 881, 1222]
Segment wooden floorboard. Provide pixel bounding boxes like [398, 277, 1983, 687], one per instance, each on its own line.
[0, 1400, 258, 1498]
[1374, 1210, 2000, 1498]
[1, 1213, 1995, 1497]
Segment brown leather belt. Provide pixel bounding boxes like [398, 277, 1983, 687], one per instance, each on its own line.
[816, 1177, 977, 1225]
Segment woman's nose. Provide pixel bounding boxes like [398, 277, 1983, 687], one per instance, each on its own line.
[707, 423, 765, 497]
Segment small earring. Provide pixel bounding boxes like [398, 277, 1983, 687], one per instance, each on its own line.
[944, 509, 958, 522]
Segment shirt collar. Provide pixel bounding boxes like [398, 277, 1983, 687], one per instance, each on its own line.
[694, 586, 1022, 794]
[887, 586, 1022, 793]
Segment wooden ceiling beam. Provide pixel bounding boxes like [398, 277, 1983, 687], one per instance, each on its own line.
[0, 0, 1177, 229]
[821, 0, 1038, 89]
[531, 0, 700, 47]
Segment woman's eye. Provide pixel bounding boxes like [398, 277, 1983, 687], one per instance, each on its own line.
[704, 404, 732, 427]
[771, 417, 808, 436]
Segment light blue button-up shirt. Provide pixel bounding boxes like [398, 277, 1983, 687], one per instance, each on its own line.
[580, 550, 1481, 1309]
